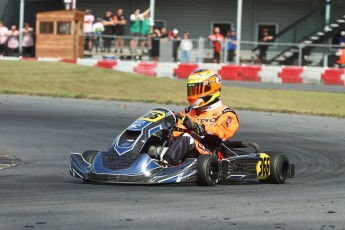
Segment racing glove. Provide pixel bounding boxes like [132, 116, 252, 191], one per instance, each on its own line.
[182, 117, 205, 135]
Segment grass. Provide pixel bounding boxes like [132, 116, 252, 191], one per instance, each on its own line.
[0, 60, 344, 118]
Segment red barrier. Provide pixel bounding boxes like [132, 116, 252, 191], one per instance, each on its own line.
[321, 68, 345, 85]
[133, 62, 157, 77]
[59, 58, 77, 64]
[278, 67, 303, 84]
[238, 66, 262, 82]
[218, 65, 241, 80]
[173, 63, 199, 78]
[96, 60, 117, 69]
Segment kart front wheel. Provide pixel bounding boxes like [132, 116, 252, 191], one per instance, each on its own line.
[82, 150, 98, 164]
[259, 151, 290, 184]
[196, 154, 220, 186]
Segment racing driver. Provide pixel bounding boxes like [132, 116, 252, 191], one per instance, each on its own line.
[161, 69, 239, 166]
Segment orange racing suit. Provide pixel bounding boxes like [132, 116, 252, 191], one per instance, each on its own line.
[163, 100, 239, 165]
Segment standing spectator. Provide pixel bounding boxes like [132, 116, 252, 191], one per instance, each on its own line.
[21, 22, 34, 57]
[0, 21, 9, 55]
[258, 28, 274, 63]
[226, 29, 237, 62]
[113, 8, 126, 54]
[149, 29, 161, 61]
[102, 9, 114, 53]
[92, 17, 105, 53]
[140, 14, 154, 54]
[84, 9, 94, 52]
[208, 26, 224, 63]
[6, 25, 20, 56]
[180, 32, 193, 63]
[169, 28, 181, 62]
[160, 27, 169, 39]
[339, 31, 345, 46]
[336, 48, 345, 67]
[130, 8, 150, 54]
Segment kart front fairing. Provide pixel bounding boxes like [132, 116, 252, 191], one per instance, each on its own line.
[70, 108, 198, 184]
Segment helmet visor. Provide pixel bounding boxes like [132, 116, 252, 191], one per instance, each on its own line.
[187, 82, 211, 97]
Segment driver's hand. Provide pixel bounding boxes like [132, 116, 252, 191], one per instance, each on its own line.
[182, 117, 205, 135]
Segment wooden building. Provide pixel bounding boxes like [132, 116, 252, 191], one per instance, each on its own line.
[36, 10, 84, 59]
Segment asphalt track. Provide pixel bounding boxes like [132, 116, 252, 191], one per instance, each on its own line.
[0, 95, 345, 230]
[222, 81, 345, 93]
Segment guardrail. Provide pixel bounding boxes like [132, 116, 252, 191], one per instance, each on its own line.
[1, 33, 343, 68]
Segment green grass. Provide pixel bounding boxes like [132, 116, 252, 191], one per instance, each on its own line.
[0, 60, 344, 118]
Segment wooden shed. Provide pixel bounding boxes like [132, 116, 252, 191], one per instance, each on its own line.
[36, 10, 84, 59]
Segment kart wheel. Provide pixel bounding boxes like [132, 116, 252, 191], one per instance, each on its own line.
[196, 154, 220, 186]
[259, 151, 290, 184]
[82, 150, 98, 164]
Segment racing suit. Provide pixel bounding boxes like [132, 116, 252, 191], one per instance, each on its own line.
[163, 100, 239, 165]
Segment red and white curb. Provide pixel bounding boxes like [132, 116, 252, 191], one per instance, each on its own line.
[1, 56, 344, 85]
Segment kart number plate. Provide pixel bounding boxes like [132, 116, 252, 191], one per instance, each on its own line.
[139, 110, 166, 122]
[256, 153, 270, 179]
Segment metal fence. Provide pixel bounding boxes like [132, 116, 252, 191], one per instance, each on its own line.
[1, 32, 343, 68]
[84, 34, 343, 67]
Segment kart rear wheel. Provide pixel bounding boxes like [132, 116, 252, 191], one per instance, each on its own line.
[259, 151, 290, 184]
[196, 154, 220, 186]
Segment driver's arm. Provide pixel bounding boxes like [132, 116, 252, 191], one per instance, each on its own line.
[203, 111, 239, 141]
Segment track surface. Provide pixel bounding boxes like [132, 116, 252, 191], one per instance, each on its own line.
[0, 95, 345, 230]
[222, 81, 345, 93]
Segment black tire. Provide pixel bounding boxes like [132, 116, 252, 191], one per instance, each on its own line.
[259, 151, 290, 184]
[81, 150, 99, 182]
[82, 150, 98, 164]
[196, 154, 220, 186]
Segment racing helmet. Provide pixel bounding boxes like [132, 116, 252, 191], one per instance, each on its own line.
[187, 69, 222, 108]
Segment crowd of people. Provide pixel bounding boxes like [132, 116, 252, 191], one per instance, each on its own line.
[0, 21, 34, 57]
[83, 7, 195, 63]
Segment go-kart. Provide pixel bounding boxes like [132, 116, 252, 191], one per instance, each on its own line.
[70, 108, 295, 186]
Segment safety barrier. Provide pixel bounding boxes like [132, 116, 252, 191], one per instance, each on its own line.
[278, 67, 303, 84]
[133, 62, 157, 76]
[1, 56, 344, 85]
[321, 68, 345, 85]
[96, 60, 117, 69]
[173, 63, 199, 78]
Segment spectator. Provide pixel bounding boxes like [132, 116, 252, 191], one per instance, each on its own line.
[169, 28, 181, 62]
[113, 8, 126, 54]
[149, 29, 161, 61]
[339, 31, 345, 47]
[226, 29, 237, 62]
[160, 27, 169, 39]
[258, 28, 274, 63]
[180, 32, 193, 63]
[102, 9, 114, 53]
[21, 22, 34, 57]
[208, 26, 224, 63]
[6, 25, 20, 56]
[0, 21, 9, 55]
[336, 46, 345, 67]
[140, 13, 154, 54]
[84, 9, 94, 52]
[130, 8, 149, 54]
[92, 17, 105, 53]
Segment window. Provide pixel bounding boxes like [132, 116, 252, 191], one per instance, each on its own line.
[210, 21, 233, 37]
[153, 20, 167, 30]
[256, 23, 278, 41]
[57, 22, 71, 35]
[39, 22, 53, 34]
